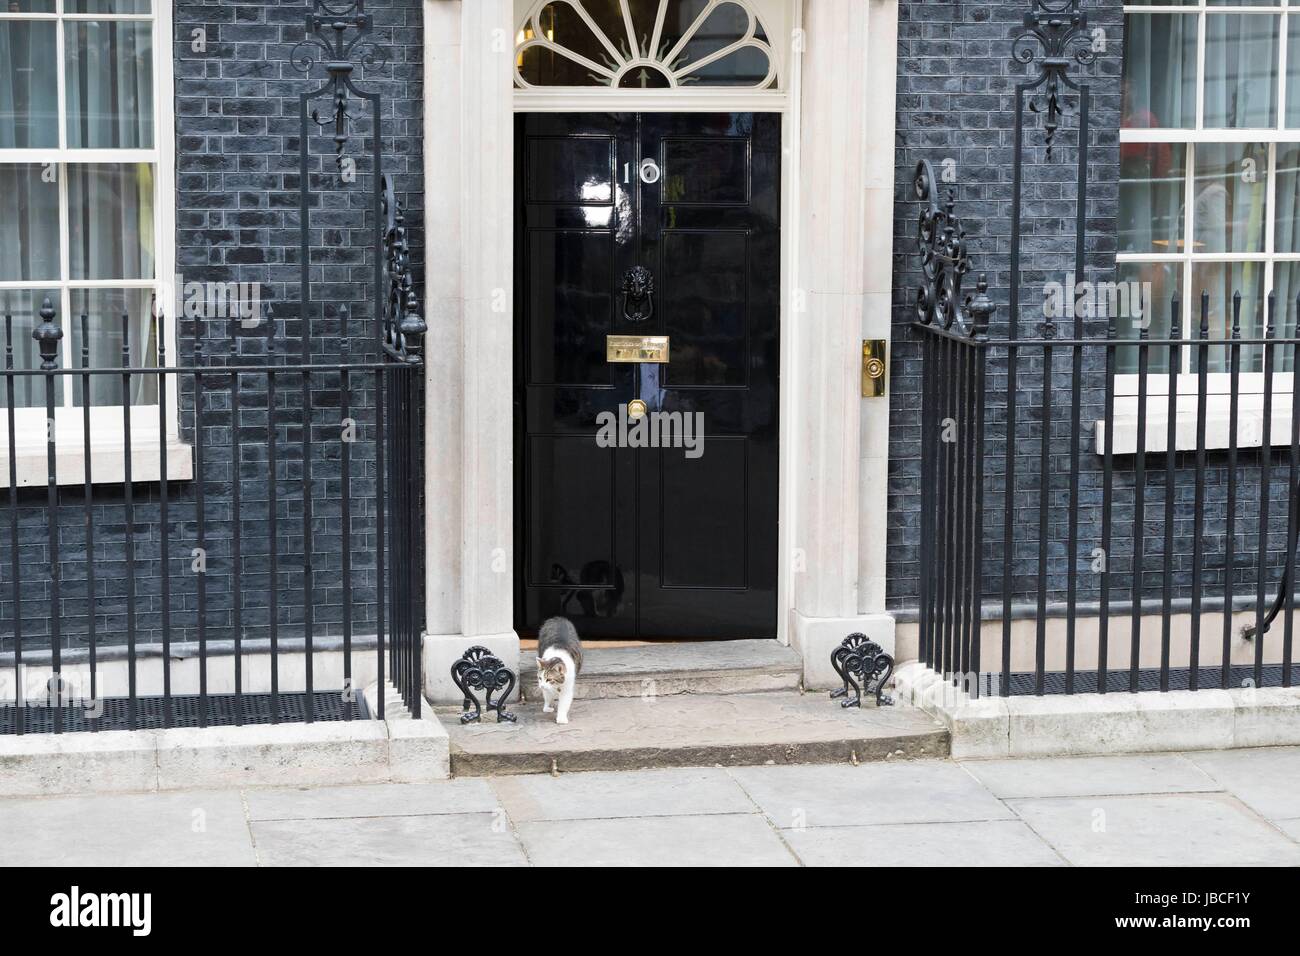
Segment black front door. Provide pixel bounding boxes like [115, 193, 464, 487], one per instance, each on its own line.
[515, 112, 780, 641]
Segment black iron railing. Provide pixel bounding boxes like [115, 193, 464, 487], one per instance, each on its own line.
[910, 1, 1300, 697]
[0, 0, 425, 734]
[916, 236, 1300, 697]
[0, 288, 423, 733]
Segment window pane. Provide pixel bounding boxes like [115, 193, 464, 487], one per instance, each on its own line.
[65, 21, 154, 149]
[1116, 262, 1181, 375]
[3, 2, 57, 11]
[69, 289, 157, 406]
[1274, 145, 1300, 251]
[0, 165, 59, 282]
[669, 2, 773, 86]
[1192, 143, 1268, 254]
[1120, 143, 1187, 253]
[0, 21, 58, 148]
[1286, 16, 1300, 127]
[1191, 262, 1266, 372]
[1204, 15, 1280, 128]
[575, 0, 633, 59]
[68, 164, 155, 281]
[67, 1, 152, 12]
[1273, 262, 1300, 370]
[1122, 14, 1197, 130]
[678, 45, 772, 87]
[518, 44, 612, 86]
[0, 289, 61, 408]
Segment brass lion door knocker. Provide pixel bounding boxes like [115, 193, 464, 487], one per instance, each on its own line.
[621, 266, 654, 323]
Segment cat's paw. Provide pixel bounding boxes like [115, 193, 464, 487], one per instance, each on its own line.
[542, 704, 553, 713]
[555, 715, 569, 724]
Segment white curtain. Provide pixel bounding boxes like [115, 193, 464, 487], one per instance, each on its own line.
[64, 20, 153, 149]
[0, 20, 58, 148]
[1204, 14, 1280, 130]
[1272, 148, 1300, 371]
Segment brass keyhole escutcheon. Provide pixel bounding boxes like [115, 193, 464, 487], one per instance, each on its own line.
[627, 398, 648, 419]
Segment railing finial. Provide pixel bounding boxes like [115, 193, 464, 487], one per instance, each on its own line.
[968, 275, 995, 340]
[32, 297, 62, 371]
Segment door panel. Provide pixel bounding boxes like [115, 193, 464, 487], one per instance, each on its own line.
[515, 112, 780, 640]
[661, 229, 749, 386]
[525, 229, 615, 386]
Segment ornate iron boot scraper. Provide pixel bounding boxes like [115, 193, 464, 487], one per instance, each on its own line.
[830, 633, 895, 707]
[451, 647, 517, 723]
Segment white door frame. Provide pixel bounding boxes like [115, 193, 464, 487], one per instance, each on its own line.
[420, 0, 898, 701]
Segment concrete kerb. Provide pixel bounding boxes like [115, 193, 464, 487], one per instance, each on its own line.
[0, 681, 448, 797]
[891, 661, 1300, 758]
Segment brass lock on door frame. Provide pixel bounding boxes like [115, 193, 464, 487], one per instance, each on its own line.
[862, 339, 887, 397]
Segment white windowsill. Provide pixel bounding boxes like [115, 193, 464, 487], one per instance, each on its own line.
[1096, 394, 1297, 455]
[0, 441, 194, 489]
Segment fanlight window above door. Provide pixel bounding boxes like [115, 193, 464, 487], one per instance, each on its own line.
[515, 0, 779, 90]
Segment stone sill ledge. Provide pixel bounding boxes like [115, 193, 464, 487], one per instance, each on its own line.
[1096, 399, 1296, 455]
[0, 441, 193, 488]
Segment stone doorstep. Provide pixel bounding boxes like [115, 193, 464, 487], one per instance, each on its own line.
[0, 682, 449, 798]
[440, 690, 950, 776]
[517, 639, 803, 701]
[893, 661, 1300, 759]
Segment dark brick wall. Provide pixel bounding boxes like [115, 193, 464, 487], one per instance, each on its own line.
[888, 1, 1297, 618]
[888, 0, 1122, 611]
[0, 0, 423, 654]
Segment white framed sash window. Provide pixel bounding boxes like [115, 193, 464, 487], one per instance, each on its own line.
[0, 0, 181, 485]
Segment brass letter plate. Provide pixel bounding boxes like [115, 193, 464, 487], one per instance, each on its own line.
[607, 334, 670, 364]
[862, 339, 887, 397]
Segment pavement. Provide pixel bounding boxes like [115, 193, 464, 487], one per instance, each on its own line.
[3, 746, 1300, 866]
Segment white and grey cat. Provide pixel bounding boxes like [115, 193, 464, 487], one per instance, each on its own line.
[536, 616, 583, 724]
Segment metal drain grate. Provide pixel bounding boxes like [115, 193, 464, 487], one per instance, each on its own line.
[988, 664, 1300, 697]
[0, 691, 370, 735]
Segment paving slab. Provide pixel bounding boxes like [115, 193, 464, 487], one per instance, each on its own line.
[729, 760, 1014, 829]
[243, 779, 499, 822]
[961, 753, 1220, 799]
[782, 820, 1066, 867]
[490, 767, 754, 822]
[0, 790, 255, 867]
[443, 691, 948, 775]
[516, 813, 797, 866]
[1276, 818, 1300, 842]
[1008, 792, 1300, 866]
[1184, 746, 1300, 821]
[251, 812, 527, 867]
[518, 639, 802, 700]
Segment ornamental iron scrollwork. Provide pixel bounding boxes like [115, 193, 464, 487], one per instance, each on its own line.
[450, 646, 518, 724]
[381, 174, 426, 363]
[1012, 0, 1095, 158]
[914, 160, 994, 338]
[621, 266, 655, 323]
[291, 1, 388, 172]
[830, 633, 895, 708]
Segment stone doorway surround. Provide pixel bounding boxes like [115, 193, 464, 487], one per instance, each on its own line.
[420, 0, 901, 702]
